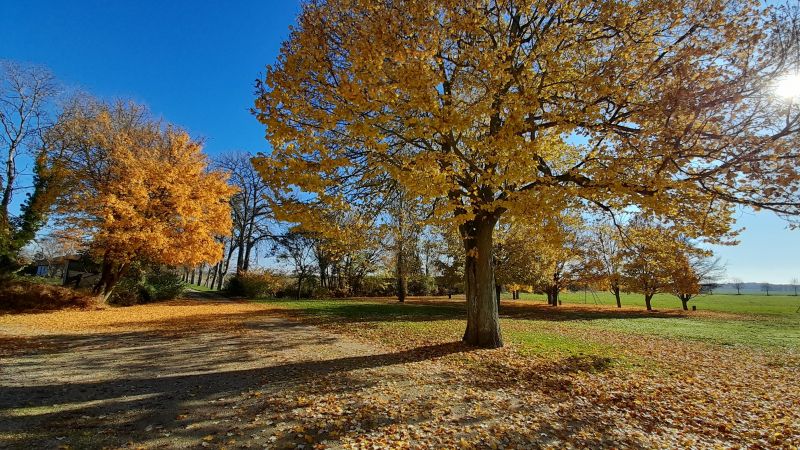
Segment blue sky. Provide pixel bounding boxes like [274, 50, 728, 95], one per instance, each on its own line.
[2, 0, 798, 283]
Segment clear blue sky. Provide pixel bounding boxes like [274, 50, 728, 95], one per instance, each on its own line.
[2, 0, 798, 283]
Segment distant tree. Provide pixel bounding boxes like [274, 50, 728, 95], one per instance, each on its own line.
[790, 277, 799, 296]
[214, 152, 276, 275]
[671, 253, 724, 311]
[731, 278, 745, 295]
[273, 231, 315, 300]
[622, 221, 705, 311]
[761, 283, 772, 296]
[588, 222, 625, 308]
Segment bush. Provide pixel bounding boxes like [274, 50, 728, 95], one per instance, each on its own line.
[360, 276, 394, 297]
[145, 269, 185, 301]
[408, 275, 437, 296]
[0, 275, 96, 312]
[225, 270, 284, 298]
[107, 266, 185, 306]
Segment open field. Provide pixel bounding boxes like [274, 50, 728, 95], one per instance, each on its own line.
[507, 291, 800, 315]
[1, 296, 797, 449]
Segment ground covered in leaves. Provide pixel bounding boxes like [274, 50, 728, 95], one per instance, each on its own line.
[1, 297, 798, 449]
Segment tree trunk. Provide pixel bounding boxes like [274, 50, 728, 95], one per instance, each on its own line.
[208, 262, 218, 288]
[551, 287, 559, 306]
[197, 264, 204, 286]
[296, 274, 304, 300]
[680, 295, 689, 311]
[460, 214, 503, 348]
[190, 269, 196, 285]
[612, 286, 622, 308]
[495, 283, 502, 306]
[645, 294, 653, 311]
[396, 244, 407, 303]
[93, 260, 128, 302]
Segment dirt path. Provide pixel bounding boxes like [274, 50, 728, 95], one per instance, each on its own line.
[0, 301, 459, 449]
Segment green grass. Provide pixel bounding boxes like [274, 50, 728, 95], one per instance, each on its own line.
[258, 296, 800, 354]
[184, 283, 218, 292]
[510, 291, 800, 316]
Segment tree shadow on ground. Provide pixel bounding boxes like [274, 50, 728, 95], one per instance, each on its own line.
[0, 328, 468, 449]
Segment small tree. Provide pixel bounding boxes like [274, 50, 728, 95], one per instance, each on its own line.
[790, 278, 799, 296]
[671, 253, 724, 311]
[761, 283, 772, 296]
[731, 278, 745, 295]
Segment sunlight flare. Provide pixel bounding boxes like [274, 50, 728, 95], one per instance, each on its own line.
[775, 73, 800, 99]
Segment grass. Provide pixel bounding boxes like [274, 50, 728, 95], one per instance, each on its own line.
[258, 295, 800, 356]
[510, 290, 800, 315]
[184, 283, 218, 292]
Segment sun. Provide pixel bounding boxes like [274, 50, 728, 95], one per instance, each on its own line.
[775, 73, 800, 99]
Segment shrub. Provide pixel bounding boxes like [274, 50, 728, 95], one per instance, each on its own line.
[145, 269, 185, 301]
[0, 276, 96, 312]
[225, 270, 283, 298]
[360, 276, 394, 297]
[408, 276, 437, 296]
[107, 266, 185, 306]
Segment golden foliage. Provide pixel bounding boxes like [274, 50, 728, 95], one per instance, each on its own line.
[55, 100, 234, 281]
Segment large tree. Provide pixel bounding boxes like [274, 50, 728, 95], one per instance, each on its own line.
[54, 99, 234, 299]
[254, 0, 800, 347]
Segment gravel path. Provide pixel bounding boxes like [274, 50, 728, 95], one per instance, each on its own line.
[0, 301, 449, 449]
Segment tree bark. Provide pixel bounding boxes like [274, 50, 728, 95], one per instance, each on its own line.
[612, 285, 622, 308]
[396, 243, 407, 303]
[680, 295, 689, 311]
[645, 294, 653, 311]
[550, 287, 559, 306]
[93, 259, 128, 302]
[495, 283, 502, 306]
[296, 274, 304, 300]
[460, 214, 503, 348]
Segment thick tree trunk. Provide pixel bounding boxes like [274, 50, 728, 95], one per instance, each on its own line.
[612, 286, 622, 308]
[645, 294, 653, 311]
[460, 214, 503, 348]
[680, 295, 689, 311]
[93, 260, 128, 302]
[551, 287, 559, 306]
[197, 265, 204, 286]
[190, 269, 196, 285]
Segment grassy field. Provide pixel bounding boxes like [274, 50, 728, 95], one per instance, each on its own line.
[261, 295, 800, 354]
[508, 290, 800, 315]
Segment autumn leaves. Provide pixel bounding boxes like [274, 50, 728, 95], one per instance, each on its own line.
[42, 100, 234, 298]
[253, 0, 800, 347]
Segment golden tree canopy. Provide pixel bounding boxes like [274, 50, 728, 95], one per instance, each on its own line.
[254, 0, 800, 236]
[56, 100, 234, 271]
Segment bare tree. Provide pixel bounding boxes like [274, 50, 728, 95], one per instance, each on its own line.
[215, 152, 275, 274]
[0, 61, 57, 262]
[761, 283, 772, 296]
[791, 277, 799, 296]
[731, 278, 745, 295]
[274, 231, 315, 300]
